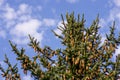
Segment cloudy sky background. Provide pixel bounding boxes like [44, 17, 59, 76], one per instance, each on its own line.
[0, 0, 120, 80]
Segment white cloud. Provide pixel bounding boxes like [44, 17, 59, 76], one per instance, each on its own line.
[100, 0, 120, 57]
[113, 0, 120, 7]
[1, 3, 32, 29]
[54, 21, 64, 36]
[66, 0, 79, 3]
[19, 4, 28, 12]
[54, 28, 62, 36]
[17, 4, 31, 15]
[105, 8, 120, 28]
[10, 19, 43, 45]
[97, 0, 120, 62]
[3, 4, 17, 20]
[54, 21, 67, 39]
[100, 0, 120, 28]
[18, 15, 31, 22]
[0, 1, 44, 45]
[0, 1, 57, 46]
[23, 75, 32, 80]
[0, 0, 4, 6]
[109, 8, 120, 21]
[108, 0, 120, 22]
[11, 19, 41, 36]
[42, 18, 56, 27]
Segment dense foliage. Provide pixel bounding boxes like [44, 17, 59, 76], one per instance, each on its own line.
[0, 13, 120, 80]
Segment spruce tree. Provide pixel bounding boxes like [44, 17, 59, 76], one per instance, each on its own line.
[0, 13, 120, 80]
[116, 54, 120, 79]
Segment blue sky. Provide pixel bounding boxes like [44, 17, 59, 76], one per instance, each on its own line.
[0, 0, 120, 80]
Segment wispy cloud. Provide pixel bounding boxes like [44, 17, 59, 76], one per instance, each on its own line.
[99, 0, 120, 56]
[54, 21, 64, 36]
[0, 0, 4, 6]
[53, 21, 67, 39]
[1, 3, 32, 28]
[66, 0, 79, 4]
[113, 0, 120, 7]
[0, 1, 45, 45]
[42, 18, 56, 27]
[54, 28, 62, 36]
[0, 0, 58, 45]
[10, 19, 43, 45]
[99, 0, 120, 28]
[3, 4, 17, 20]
